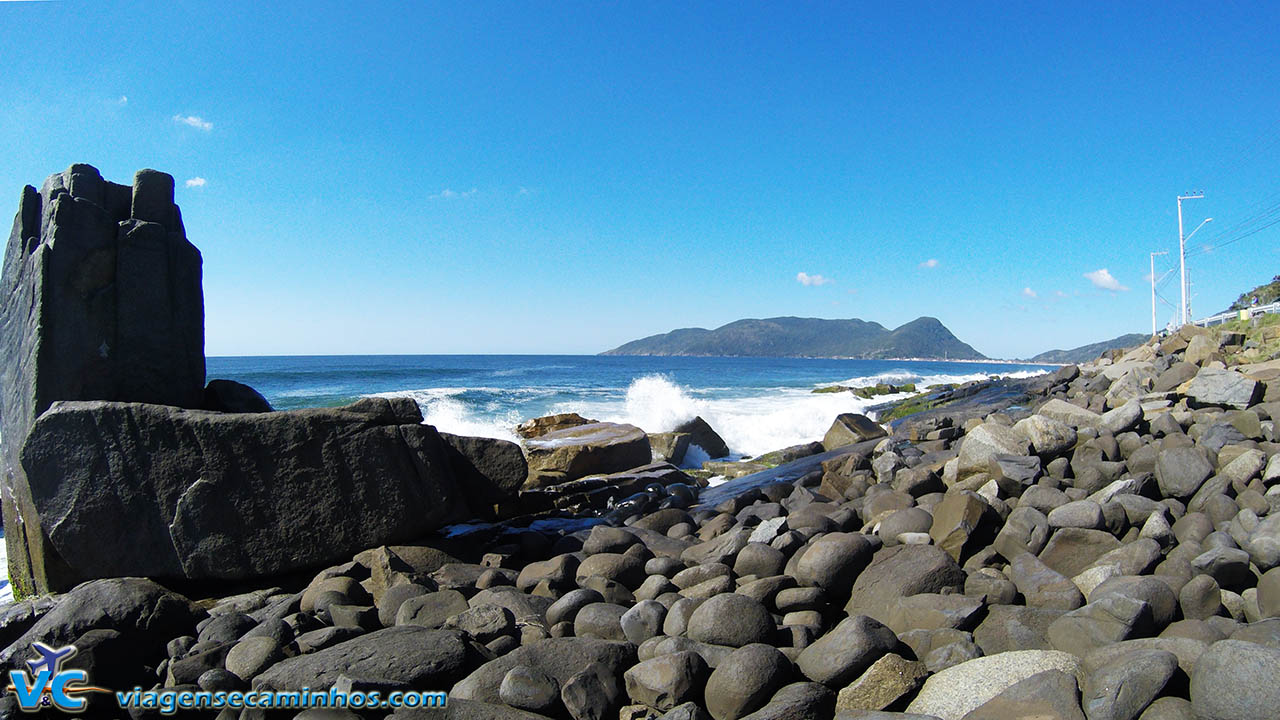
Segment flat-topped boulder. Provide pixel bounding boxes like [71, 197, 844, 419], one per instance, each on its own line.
[515, 412, 596, 439]
[20, 396, 466, 587]
[523, 422, 651, 487]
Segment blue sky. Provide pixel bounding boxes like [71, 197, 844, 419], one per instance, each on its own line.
[2, 1, 1277, 359]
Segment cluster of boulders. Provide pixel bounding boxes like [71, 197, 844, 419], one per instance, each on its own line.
[3, 323, 1277, 719]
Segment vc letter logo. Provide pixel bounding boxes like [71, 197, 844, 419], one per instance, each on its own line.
[5, 642, 106, 713]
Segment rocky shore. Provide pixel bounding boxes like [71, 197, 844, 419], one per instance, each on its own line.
[2, 166, 1280, 719]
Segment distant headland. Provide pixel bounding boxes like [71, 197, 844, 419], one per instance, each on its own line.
[600, 316, 987, 360]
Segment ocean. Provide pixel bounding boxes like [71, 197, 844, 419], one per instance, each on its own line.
[0, 354, 1053, 602]
[206, 355, 1055, 459]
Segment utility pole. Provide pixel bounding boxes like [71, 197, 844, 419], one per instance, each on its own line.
[1177, 192, 1204, 326]
[1150, 251, 1168, 336]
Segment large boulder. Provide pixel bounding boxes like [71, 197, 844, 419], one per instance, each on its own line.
[523, 422, 652, 487]
[674, 416, 731, 459]
[253, 626, 474, 691]
[957, 423, 1031, 477]
[905, 650, 1082, 720]
[515, 412, 595, 439]
[19, 397, 465, 587]
[0, 577, 199, 675]
[451, 637, 635, 704]
[1189, 639, 1280, 720]
[1, 165, 205, 596]
[1184, 369, 1262, 409]
[822, 413, 887, 450]
[439, 432, 528, 517]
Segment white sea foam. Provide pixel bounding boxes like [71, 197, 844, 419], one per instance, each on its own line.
[371, 387, 524, 443]
[369, 366, 1050, 460]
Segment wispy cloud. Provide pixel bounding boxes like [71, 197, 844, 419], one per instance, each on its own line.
[118, 95, 128, 106]
[1084, 268, 1129, 292]
[173, 114, 213, 131]
[429, 188, 477, 201]
[1022, 287, 1037, 298]
[919, 258, 939, 269]
[796, 272, 832, 286]
[518, 186, 532, 196]
[1055, 290, 1067, 298]
[185, 177, 206, 188]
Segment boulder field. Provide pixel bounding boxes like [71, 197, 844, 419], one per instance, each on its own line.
[1, 321, 1278, 720]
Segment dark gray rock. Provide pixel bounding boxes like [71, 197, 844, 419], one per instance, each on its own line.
[1184, 369, 1262, 409]
[2, 165, 205, 595]
[254, 626, 471, 691]
[624, 650, 708, 712]
[796, 615, 897, 687]
[499, 664, 561, 714]
[845, 544, 966, 617]
[561, 660, 624, 720]
[687, 594, 775, 648]
[439, 432, 528, 517]
[452, 637, 636, 705]
[675, 416, 731, 459]
[705, 643, 791, 720]
[203, 379, 272, 413]
[396, 589, 470, 628]
[737, 681, 834, 720]
[18, 397, 464, 586]
[1154, 446, 1214, 500]
[0, 577, 198, 672]
[1082, 649, 1177, 720]
[794, 532, 873, 600]
[960, 669, 1084, 720]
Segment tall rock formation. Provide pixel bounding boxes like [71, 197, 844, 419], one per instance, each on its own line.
[1, 165, 204, 595]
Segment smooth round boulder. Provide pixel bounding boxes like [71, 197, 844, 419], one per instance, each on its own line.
[686, 594, 775, 648]
[794, 533, 874, 598]
[545, 588, 604, 627]
[573, 603, 628, 641]
[704, 643, 791, 720]
[621, 600, 667, 645]
[795, 615, 897, 687]
[878, 508, 934, 546]
[623, 650, 708, 713]
[499, 665, 561, 714]
[734, 543, 786, 579]
[1190, 639, 1280, 720]
[576, 553, 646, 589]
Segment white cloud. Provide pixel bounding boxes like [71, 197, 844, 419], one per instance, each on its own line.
[429, 187, 477, 201]
[1022, 287, 1037, 298]
[185, 177, 206, 188]
[118, 95, 128, 106]
[518, 186, 532, 196]
[919, 258, 939, 269]
[173, 114, 213, 131]
[796, 272, 832, 286]
[1055, 290, 1067, 298]
[1084, 268, 1129, 292]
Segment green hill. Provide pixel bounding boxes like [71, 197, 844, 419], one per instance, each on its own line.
[601, 316, 986, 359]
[1227, 274, 1280, 312]
[1029, 332, 1148, 364]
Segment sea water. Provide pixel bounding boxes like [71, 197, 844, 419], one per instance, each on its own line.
[0, 355, 1052, 602]
[206, 355, 1053, 458]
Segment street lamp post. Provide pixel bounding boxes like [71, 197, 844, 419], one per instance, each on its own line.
[1177, 192, 1206, 325]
